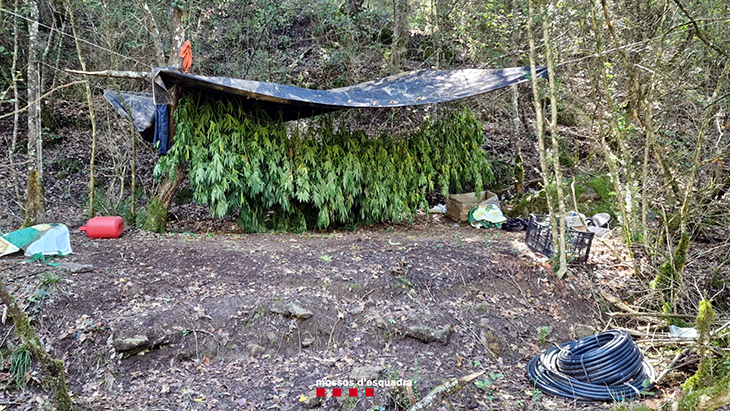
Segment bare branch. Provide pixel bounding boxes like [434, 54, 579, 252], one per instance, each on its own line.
[0, 80, 87, 121]
[406, 372, 484, 411]
[65, 69, 150, 79]
[672, 0, 730, 59]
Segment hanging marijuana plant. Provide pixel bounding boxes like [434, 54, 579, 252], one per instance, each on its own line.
[155, 93, 494, 232]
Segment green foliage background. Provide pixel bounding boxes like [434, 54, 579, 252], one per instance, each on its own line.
[155, 94, 493, 232]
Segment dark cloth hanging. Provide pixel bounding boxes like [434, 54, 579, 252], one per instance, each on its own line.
[153, 104, 170, 155]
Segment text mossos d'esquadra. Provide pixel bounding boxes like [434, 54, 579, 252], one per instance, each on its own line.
[315, 379, 413, 387]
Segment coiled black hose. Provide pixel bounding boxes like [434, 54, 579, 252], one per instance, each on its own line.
[526, 330, 656, 401]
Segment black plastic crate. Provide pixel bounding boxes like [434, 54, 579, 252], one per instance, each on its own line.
[525, 214, 594, 264]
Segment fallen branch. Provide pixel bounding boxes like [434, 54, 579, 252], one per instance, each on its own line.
[0, 278, 71, 410]
[601, 290, 639, 313]
[607, 312, 696, 319]
[657, 347, 692, 383]
[406, 371, 483, 411]
[65, 69, 150, 79]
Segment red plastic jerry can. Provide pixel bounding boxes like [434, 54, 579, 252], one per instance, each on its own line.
[80, 216, 124, 239]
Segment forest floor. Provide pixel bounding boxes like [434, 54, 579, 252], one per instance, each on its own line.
[0, 210, 680, 411]
[0, 99, 691, 410]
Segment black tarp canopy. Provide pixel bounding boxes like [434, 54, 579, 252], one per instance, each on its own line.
[105, 66, 548, 137]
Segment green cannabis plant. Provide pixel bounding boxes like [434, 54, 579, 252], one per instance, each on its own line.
[156, 94, 494, 232]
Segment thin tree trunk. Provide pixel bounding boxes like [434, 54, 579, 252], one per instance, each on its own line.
[138, 0, 165, 66]
[431, 0, 439, 69]
[131, 118, 137, 221]
[167, 4, 188, 67]
[599, 0, 640, 240]
[527, 0, 559, 254]
[511, 85, 524, 197]
[641, 86, 654, 248]
[67, 2, 98, 217]
[24, 0, 44, 228]
[39, 14, 57, 131]
[674, 58, 730, 277]
[10, 0, 22, 204]
[115, 87, 138, 222]
[510, 0, 524, 215]
[406, 372, 483, 411]
[390, 0, 409, 72]
[49, 20, 66, 94]
[540, 1, 568, 278]
[143, 168, 184, 233]
[143, 1, 188, 232]
[11, 0, 20, 154]
[640, 8, 669, 248]
[588, 0, 636, 253]
[0, 277, 71, 410]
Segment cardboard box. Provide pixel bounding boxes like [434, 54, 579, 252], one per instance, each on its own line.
[445, 190, 496, 222]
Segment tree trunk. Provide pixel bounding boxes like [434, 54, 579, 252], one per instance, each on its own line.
[67, 1, 98, 218]
[599, 0, 640, 240]
[670, 58, 730, 288]
[167, 3, 188, 67]
[509, 0, 525, 216]
[24, 0, 44, 228]
[143, 2, 188, 233]
[640, 16, 668, 248]
[390, 0, 409, 72]
[511, 85, 524, 197]
[39, 13, 57, 131]
[138, 0, 165, 66]
[588, 0, 640, 280]
[143, 167, 184, 233]
[11, 0, 20, 155]
[0, 278, 71, 410]
[406, 372, 482, 411]
[114, 86, 139, 222]
[9, 0, 22, 204]
[541, 1, 568, 278]
[527, 0, 559, 255]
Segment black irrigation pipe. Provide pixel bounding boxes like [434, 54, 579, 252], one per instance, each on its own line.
[526, 330, 656, 401]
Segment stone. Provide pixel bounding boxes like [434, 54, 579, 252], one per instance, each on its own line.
[372, 315, 389, 329]
[113, 334, 150, 352]
[247, 343, 266, 357]
[288, 303, 313, 320]
[482, 330, 501, 355]
[475, 303, 490, 313]
[300, 389, 323, 408]
[301, 336, 315, 347]
[265, 332, 278, 345]
[406, 325, 451, 345]
[270, 301, 288, 315]
[574, 324, 597, 339]
[349, 304, 364, 315]
[578, 186, 601, 202]
[58, 262, 93, 273]
[349, 365, 383, 381]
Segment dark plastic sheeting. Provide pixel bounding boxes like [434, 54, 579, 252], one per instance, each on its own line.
[102, 90, 156, 136]
[105, 66, 547, 135]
